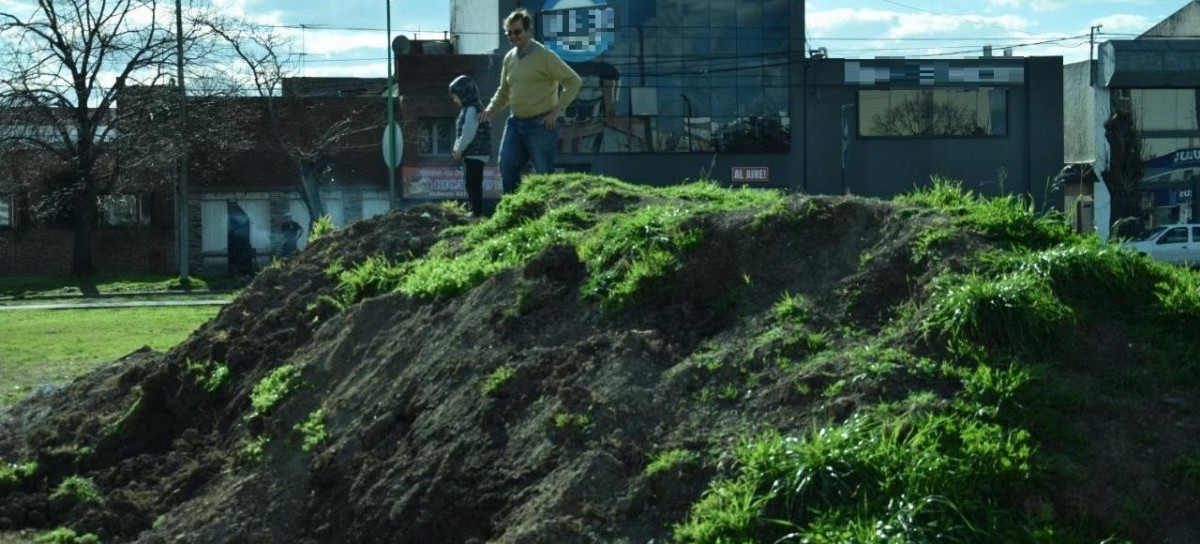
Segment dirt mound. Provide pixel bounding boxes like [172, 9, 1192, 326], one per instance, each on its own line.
[1, 186, 1197, 543]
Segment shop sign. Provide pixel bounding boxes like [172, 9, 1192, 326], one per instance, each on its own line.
[401, 166, 502, 199]
[732, 166, 770, 183]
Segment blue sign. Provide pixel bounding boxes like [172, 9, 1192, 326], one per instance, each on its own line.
[540, 0, 616, 63]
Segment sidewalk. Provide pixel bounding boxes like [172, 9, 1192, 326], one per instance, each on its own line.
[0, 299, 230, 311]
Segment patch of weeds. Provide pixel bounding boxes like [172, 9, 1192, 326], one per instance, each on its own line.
[34, 528, 99, 544]
[481, 364, 516, 397]
[911, 226, 956, 264]
[674, 409, 1043, 544]
[645, 449, 701, 476]
[578, 204, 705, 311]
[308, 214, 335, 242]
[337, 254, 410, 305]
[402, 205, 586, 298]
[921, 269, 1073, 358]
[184, 357, 230, 394]
[240, 435, 268, 463]
[306, 294, 346, 324]
[294, 409, 328, 453]
[0, 460, 38, 489]
[772, 291, 809, 324]
[248, 364, 303, 419]
[49, 475, 100, 505]
[552, 411, 592, 431]
[718, 384, 740, 402]
[898, 176, 1074, 250]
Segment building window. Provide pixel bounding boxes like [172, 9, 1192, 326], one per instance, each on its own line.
[858, 88, 1008, 138]
[523, 0, 791, 154]
[0, 194, 11, 227]
[418, 118, 454, 156]
[99, 194, 151, 227]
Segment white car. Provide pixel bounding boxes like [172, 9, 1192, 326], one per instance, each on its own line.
[1123, 224, 1200, 265]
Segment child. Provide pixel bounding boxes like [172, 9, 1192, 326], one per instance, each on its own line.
[449, 75, 491, 218]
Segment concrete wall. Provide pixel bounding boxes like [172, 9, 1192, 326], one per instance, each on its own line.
[451, 0, 501, 55]
[1063, 61, 1096, 163]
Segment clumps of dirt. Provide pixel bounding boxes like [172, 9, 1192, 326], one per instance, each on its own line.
[0, 192, 1196, 543]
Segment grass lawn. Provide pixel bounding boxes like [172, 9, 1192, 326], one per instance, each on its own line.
[0, 306, 220, 407]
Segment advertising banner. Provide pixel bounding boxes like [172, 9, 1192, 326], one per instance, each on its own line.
[402, 166, 503, 199]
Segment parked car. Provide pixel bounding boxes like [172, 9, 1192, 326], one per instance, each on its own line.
[1122, 224, 1200, 265]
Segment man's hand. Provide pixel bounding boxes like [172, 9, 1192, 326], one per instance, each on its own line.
[452, 150, 462, 161]
[477, 109, 492, 123]
[542, 109, 560, 129]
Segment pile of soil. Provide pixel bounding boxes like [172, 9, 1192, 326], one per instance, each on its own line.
[1, 193, 1197, 543]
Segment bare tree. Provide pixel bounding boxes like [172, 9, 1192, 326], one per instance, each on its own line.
[200, 18, 387, 224]
[1102, 100, 1147, 239]
[0, 0, 238, 275]
[871, 91, 984, 137]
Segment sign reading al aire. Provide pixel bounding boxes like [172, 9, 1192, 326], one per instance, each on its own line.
[732, 166, 770, 183]
[402, 166, 503, 199]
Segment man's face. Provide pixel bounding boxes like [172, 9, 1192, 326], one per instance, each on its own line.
[505, 21, 531, 49]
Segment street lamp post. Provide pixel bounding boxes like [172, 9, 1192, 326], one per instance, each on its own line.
[174, 0, 189, 284]
[385, 1, 397, 208]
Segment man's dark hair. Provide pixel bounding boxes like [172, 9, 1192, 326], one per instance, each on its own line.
[505, 7, 532, 30]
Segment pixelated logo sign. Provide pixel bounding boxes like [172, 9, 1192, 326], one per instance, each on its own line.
[402, 166, 503, 199]
[732, 167, 770, 183]
[540, 0, 616, 63]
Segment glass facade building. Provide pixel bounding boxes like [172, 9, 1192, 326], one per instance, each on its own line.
[519, 0, 791, 154]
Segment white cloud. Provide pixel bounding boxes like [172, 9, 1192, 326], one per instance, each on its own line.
[807, 7, 1030, 38]
[1087, 13, 1154, 34]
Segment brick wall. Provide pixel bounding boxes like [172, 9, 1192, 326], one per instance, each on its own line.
[0, 228, 175, 276]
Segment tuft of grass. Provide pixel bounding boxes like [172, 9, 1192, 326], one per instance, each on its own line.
[240, 435, 268, 463]
[645, 448, 701, 476]
[922, 269, 1073, 358]
[898, 176, 1074, 250]
[294, 409, 328, 453]
[675, 411, 1038, 544]
[336, 254, 411, 305]
[184, 357, 230, 394]
[249, 364, 302, 419]
[578, 204, 705, 311]
[49, 475, 100, 505]
[33, 528, 100, 544]
[552, 411, 592, 431]
[481, 365, 516, 397]
[308, 214, 335, 242]
[0, 460, 38, 489]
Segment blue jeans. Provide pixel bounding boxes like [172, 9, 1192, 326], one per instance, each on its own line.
[499, 115, 558, 195]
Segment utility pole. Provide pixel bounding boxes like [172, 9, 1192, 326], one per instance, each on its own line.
[1089, 24, 1102, 87]
[174, 0, 190, 285]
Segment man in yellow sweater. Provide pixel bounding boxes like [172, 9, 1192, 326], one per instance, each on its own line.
[479, 7, 582, 196]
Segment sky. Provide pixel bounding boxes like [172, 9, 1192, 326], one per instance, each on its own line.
[0, 0, 1189, 78]
[215, 0, 1189, 79]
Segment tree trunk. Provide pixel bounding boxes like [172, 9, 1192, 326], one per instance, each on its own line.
[71, 198, 96, 276]
[298, 161, 326, 224]
[1107, 184, 1143, 239]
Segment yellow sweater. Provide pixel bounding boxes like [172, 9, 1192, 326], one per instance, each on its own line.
[486, 42, 582, 119]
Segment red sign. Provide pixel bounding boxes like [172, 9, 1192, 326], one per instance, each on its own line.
[401, 166, 503, 199]
[731, 166, 770, 183]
